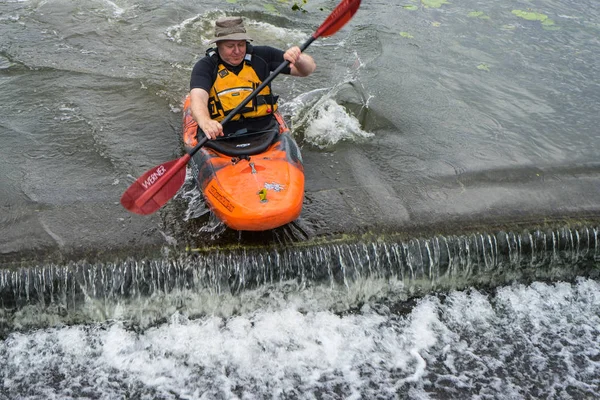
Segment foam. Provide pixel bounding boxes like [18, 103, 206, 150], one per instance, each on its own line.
[2, 279, 598, 398]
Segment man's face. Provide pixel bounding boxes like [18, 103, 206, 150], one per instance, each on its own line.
[217, 40, 247, 66]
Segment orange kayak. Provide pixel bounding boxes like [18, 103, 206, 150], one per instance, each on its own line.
[181, 96, 304, 231]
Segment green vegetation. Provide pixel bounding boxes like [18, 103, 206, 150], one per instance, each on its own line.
[477, 63, 490, 72]
[292, 0, 308, 12]
[421, 0, 449, 8]
[512, 9, 559, 30]
[511, 10, 549, 21]
[468, 11, 490, 20]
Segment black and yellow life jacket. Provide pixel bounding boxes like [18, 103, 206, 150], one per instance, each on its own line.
[206, 47, 278, 122]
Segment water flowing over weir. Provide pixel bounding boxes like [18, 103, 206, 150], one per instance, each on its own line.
[1, 225, 598, 333]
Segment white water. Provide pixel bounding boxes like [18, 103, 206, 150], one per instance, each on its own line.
[301, 97, 374, 149]
[2, 278, 599, 399]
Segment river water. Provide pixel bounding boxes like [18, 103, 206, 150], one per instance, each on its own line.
[1, 0, 599, 398]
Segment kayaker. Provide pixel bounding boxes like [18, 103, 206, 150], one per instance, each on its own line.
[189, 16, 316, 140]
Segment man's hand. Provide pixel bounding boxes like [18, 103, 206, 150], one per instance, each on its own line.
[284, 46, 302, 65]
[284, 46, 316, 77]
[199, 119, 223, 140]
[190, 88, 224, 140]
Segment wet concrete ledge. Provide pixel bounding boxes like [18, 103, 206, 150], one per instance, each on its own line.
[1, 209, 599, 270]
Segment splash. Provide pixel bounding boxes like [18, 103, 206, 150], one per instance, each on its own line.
[165, 13, 221, 44]
[249, 21, 308, 47]
[180, 168, 210, 221]
[285, 77, 374, 149]
[166, 11, 307, 47]
[300, 97, 373, 149]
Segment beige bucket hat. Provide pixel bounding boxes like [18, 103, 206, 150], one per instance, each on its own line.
[209, 17, 253, 44]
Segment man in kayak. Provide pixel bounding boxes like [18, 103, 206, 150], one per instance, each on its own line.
[189, 16, 316, 140]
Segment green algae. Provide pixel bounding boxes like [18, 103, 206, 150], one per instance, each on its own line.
[512, 10, 548, 21]
[477, 63, 490, 72]
[421, 0, 449, 9]
[399, 32, 414, 38]
[512, 10, 559, 30]
[541, 18, 560, 30]
[468, 11, 490, 20]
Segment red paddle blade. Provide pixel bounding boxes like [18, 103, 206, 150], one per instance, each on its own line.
[120, 157, 188, 215]
[315, 0, 361, 38]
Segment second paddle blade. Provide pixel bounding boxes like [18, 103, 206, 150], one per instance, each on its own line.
[315, 0, 361, 38]
[120, 159, 187, 215]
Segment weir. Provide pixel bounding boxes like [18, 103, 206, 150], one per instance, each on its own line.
[1, 225, 598, 328]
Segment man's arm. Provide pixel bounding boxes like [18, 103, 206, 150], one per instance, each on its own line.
[284, 46, 316, 77]
[189, 88, 223, 140]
